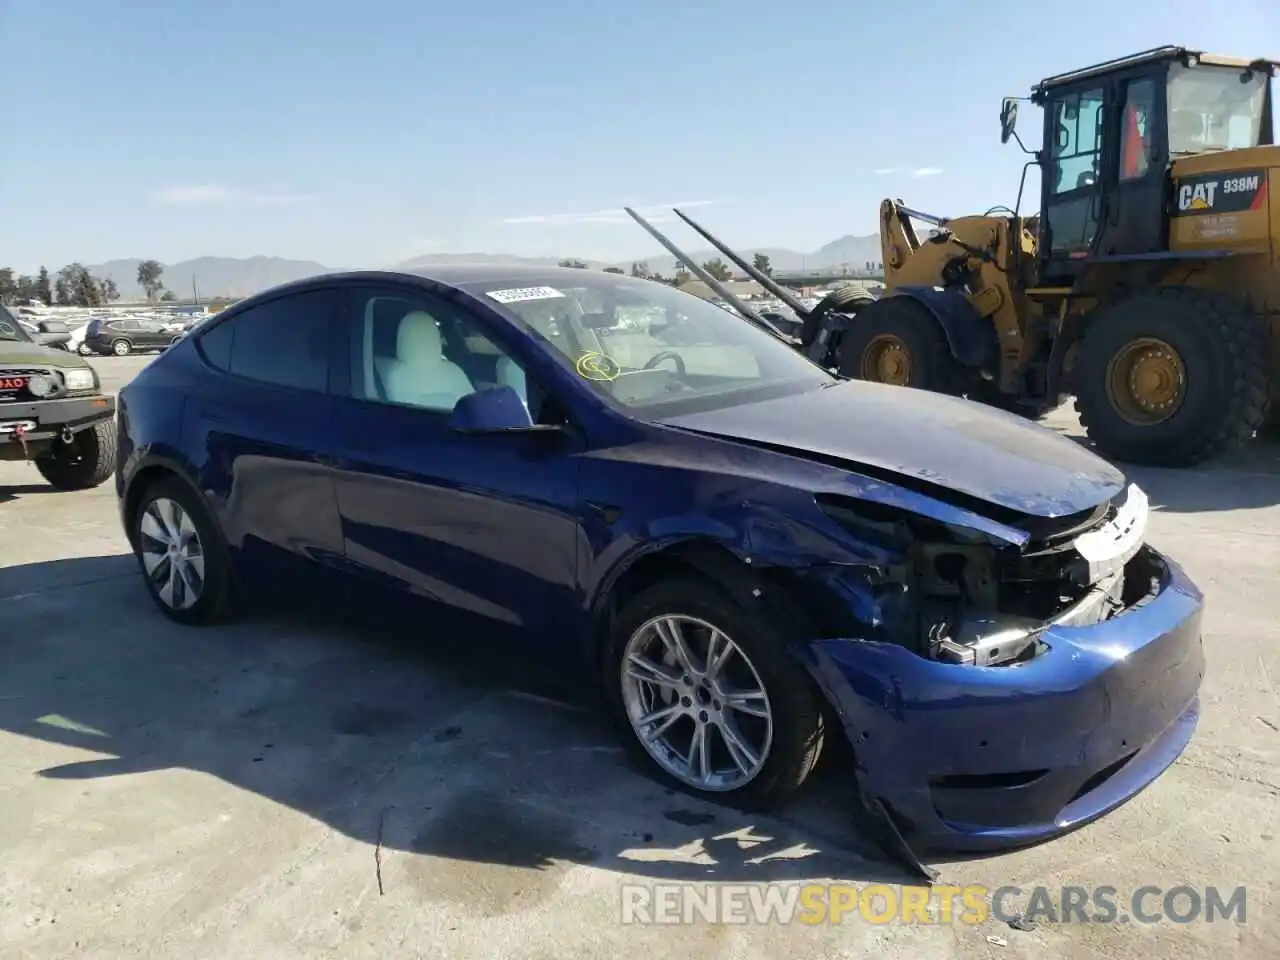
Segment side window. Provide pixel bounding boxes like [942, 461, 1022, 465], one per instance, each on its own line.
[343, 287, 543, 417]
[1120, 79, 1155, 181]
[194, 290, 334, 393]
[1050, 87, 1104, 194]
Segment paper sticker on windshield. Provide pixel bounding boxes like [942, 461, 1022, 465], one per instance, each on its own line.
[486, 286, 566, 305]
[576, 351, 620, 382]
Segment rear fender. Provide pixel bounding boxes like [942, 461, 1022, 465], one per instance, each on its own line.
[894, 285, 996, 369]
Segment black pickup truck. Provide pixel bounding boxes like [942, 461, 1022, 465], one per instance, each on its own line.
[1, 305, 117, 489]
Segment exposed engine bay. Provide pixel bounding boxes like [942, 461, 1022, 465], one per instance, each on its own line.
[818, 483, 1153, 667]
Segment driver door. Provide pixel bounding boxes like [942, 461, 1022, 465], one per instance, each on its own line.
[325, 281, 584, 648]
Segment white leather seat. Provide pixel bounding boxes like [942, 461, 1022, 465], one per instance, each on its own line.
[382, 312, 475, 410]
[494, 355, 527, 404]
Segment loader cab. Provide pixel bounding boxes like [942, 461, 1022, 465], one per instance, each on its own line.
[1026, 47, 1275, 284]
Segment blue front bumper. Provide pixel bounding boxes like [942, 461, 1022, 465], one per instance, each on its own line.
[806, 547, 1205, 852]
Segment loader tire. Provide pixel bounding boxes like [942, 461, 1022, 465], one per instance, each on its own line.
[800, 286, 876, 347]
[838, 296, 965, 394]
[1073, 286, 1269, 467]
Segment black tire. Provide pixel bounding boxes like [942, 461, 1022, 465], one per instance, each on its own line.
[34, 420, 116, 490]
[1073, 287, 1270, 466]
[111, 338, 131, 356]
[602, 575, 825, 811]
[800, 287, 875, 347]
[837, 296, 967, 394]
[129, 476, 235, 625]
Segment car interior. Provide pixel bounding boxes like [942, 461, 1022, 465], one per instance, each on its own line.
[354, 295, 542, 417]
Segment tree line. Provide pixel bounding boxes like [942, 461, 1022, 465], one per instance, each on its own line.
[557, 253, 774, 285]
[0, 259, 174, 308]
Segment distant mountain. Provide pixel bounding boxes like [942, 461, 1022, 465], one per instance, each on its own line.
[86, 233, 884, 300]
[612, 234, 882, 275]
[88, 256, 341, 300]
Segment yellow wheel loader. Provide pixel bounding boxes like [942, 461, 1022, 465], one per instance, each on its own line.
[632, 47, 1279, 468]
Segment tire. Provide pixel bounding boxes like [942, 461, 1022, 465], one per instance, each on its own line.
[129, 476, 235, 625]
[800, 287, 875, 347]
[602, 576, 825, 811]
[837, 296, 967, 394]
[1073, 287, 1270, 467]
[112, 338, 131, 356]
[77, 342, 93, 356]
[34, 420, 116, 490]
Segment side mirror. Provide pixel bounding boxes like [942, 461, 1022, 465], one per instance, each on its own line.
[1000, 98, 1019, 144]
[447, 386, 561, 434]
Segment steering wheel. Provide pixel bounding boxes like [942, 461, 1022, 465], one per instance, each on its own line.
[642, 350, 687, 376]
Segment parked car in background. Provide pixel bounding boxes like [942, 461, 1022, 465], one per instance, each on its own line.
[114, 266, 1204, 854]
[83, 316, 182, 356]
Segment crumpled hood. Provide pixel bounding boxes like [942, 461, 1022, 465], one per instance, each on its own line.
[660, 380, 1126, 518]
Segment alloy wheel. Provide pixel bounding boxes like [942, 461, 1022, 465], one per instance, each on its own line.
[137, 496, 206, 610]
[620, 614, 774, 792]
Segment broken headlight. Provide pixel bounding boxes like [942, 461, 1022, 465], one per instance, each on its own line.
[816, 494, 1119, 668]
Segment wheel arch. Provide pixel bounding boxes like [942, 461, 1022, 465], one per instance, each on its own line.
[586, 537, 836, 679]
[889, 286, 996, 369]
[121, 455, 213, 549]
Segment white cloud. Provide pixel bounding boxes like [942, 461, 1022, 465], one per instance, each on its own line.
[150, 183, 316, 207]
[872, 167, 944, 178]
[500, 199, 717, 226]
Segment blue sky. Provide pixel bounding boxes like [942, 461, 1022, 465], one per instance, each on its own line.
[1, 0, 1276, 271]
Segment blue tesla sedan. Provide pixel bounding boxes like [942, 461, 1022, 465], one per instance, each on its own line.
[114, 265, 1204, 852]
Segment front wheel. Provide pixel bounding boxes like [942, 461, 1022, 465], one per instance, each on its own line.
[34, 420, 116, 490]
[1073, 287, 1270, 466]
[602, 577, 825, 810]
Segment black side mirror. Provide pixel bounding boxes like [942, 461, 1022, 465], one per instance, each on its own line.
[1000, 98, 1019, 144]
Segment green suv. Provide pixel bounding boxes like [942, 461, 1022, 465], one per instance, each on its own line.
[1, 304, 117, 489]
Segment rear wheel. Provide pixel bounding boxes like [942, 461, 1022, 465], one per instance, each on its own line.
[112, 338, 131, 356]
[602, 577, 825, 810]
[838, 296, 966, 393]
[34, 420, 116, 490]
[130, 477, 235, 625]
[1074, 287, 1269, 466]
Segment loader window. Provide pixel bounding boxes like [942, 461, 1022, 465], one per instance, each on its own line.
[1050, 88, 1104, 195]
[1120, 79, 1156, 181]
[1168, 63, 1269, 154]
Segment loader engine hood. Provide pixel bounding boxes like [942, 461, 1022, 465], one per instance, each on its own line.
[660, 380, 1126, 518]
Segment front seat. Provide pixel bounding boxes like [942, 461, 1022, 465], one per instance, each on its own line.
[494, 356, 527, 405]
[382, 311, 475, 410]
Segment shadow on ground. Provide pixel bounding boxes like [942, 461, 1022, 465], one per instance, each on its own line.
[0, 554, 916, 897]
[0, 482, 52, 505]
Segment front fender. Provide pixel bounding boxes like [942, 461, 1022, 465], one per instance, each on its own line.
[893, 285, 996, 369]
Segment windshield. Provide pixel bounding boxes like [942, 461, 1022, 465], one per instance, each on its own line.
[1168, 63, 1270, 155]
[0, 304, 34, 342]
[462, 273, 833, 415]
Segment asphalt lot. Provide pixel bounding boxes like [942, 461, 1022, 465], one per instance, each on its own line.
[1, 354, 1277, 959]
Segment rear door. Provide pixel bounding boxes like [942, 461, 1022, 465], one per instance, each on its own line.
[185, 286, 351, 596]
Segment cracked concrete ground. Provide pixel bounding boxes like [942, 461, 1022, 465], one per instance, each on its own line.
[1, 356, 1277, 958]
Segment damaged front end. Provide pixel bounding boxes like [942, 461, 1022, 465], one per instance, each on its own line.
[794, 481, 1204, 853]
[817, 483, 1149, 669]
